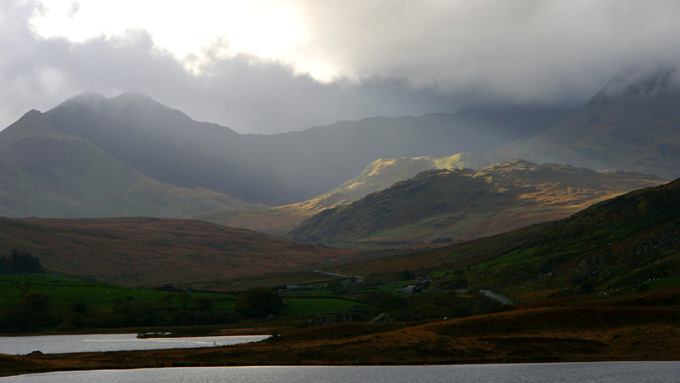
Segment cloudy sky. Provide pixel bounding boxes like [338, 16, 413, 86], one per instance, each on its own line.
[2, 0, 680, 134]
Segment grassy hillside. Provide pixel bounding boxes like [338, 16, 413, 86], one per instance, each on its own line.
[335, 178, 680, 299]
[196, 153, 492, 236]
[0, 217, 356, 286]
[290, 160, 665, 248]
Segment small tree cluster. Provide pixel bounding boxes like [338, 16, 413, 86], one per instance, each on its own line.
[0, 249, 43, 274]
[235, 288, 284, 318]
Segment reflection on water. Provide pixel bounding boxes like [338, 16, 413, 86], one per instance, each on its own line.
[2, 362, 680, 383]
[0, 334, 269, 355]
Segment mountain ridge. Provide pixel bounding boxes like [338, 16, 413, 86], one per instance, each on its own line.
[194, 152, 493, 235]
[289, 160, 666, 248]
[495, 70, 680, 180]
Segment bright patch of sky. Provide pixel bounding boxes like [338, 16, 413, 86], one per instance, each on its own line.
[28, 1, 322, 77]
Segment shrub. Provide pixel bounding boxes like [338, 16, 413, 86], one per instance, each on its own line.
[235, 288, 284, 318]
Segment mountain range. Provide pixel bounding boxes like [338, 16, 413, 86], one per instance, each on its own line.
[0, 93, 572, 211]
[0, 70, 679, 259]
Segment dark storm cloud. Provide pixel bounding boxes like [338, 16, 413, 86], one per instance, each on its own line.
[2, 0, 680, 133]
[297, 0, 680, 102]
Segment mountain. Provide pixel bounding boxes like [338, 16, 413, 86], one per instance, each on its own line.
[290, 160, 665, 248]
[194, 152, 493, 236]
[495, 70, 680, 180]
[5, 93, 572, 206]
[0, 110, 255, 218]
[0, 217, 356, 286]
[338, 176, 680, 298]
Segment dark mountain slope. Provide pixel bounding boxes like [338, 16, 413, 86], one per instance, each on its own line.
[0, 110, 254, 218]
[35, 93, 273, 203]
[9, 94, 571, 205]
[290, 160, 665, 248]
[245, 105, 572, 204]
[496, 70, 680, 180]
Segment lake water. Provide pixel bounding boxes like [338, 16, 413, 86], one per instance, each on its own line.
[2, 362, 680, 383]
[0, 334, 269, 355]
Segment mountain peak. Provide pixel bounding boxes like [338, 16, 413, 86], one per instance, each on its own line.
[109, 92, 164, 107]
[54, 92, 168, 113]
[59, 93, 107, 108]
[481, 158, 536, 171]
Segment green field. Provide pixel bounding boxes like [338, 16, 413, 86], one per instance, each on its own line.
[0, 273, 373, 333]
[0, 273, 237, 308]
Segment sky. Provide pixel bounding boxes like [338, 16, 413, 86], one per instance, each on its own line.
[2, 0, 680, 134]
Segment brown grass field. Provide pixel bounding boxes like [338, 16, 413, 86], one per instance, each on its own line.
[0, 217, 358, 286]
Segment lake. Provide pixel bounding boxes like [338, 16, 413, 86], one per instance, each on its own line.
[2, 362, 680, 382]
[0, 334, 269, 355]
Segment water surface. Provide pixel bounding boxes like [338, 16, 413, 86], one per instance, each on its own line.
[0, 334, 269, 355]
[2, 362, 679, 383]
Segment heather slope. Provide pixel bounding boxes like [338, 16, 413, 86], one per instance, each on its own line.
[336, 178, 680, 298]
[0, 217, 355, 286]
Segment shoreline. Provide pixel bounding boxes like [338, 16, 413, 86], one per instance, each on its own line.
[3, 306, 680, 377]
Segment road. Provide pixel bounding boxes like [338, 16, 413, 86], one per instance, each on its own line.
[480, 290, 513, 305]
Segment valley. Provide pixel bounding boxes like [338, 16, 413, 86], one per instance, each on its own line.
[2, 71, 680, 377]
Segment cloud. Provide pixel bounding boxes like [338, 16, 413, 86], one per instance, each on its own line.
[292, 0, 680, 101]
[0, 0, 461, 133]
[2, 1, 680, 133]
[67, 1, 79, 18]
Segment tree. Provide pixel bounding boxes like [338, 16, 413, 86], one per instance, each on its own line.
[235, 288, 284, 318]
[0, 249, 43, 274]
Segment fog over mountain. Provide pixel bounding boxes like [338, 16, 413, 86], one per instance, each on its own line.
[1, 93, 570, 206]
[495, 69, 680, 180]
